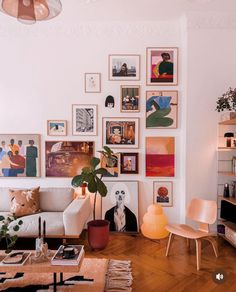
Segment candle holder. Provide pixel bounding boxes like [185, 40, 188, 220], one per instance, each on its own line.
[31, 242, 51, 263]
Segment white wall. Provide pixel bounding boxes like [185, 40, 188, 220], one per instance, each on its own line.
[0, 19, 185, 224]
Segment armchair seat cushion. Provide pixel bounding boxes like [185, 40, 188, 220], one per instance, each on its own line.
[166, 224, 210, 239]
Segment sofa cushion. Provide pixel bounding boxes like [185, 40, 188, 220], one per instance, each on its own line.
[9, 212, 64, 237]
[9, 187, 40, 217]
[40, 188, 73, 212]
[0, 189, 11, 211]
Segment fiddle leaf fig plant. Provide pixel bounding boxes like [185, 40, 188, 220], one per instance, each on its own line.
[72, 147, 115, 221]
[0, 214, 23, 253]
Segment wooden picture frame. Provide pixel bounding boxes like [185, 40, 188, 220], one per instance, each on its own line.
[120, 85, 140, 113]
[109, 54, 140, 81]
[120, 153, 139, 174]
[153, 181, 173, 207]
[146, 90, 178, 129]
[146, 47, 178, 86]
[72, 104, 98, 136]
[102, 117, 139, 149]
[47, 120, 67, 136]
[84, 73, 101, 93]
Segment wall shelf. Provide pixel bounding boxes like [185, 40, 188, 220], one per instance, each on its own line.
[219, 118, 236, 125]
[218, 147, 236, 150]
[218, 171, 236, 176]
[218, 196, 236, 205]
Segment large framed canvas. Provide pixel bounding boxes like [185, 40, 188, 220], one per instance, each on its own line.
[120, 85, 140, 113]
[85, 73, 101, 93]
[102, 117, 139, 149]
[146, 91, 178, 129]
[153, 181, 173, 207]
[102, 181, 139, 232]
[0, 134, 40, 177]
[120, 153, 139, 174]
[146, 137, 175, 177]
[146, 47, 178, 86]
[109, 54, 140, 81]
[45, 141, 94, 177]
[72, 104, 97, 136]
[100, 153, 119, 177]
[47, 120, 67, 136]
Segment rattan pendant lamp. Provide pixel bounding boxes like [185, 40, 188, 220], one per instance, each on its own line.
[0, 0, 62, 24]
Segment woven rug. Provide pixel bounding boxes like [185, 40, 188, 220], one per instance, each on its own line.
[0, 258, 133, 292]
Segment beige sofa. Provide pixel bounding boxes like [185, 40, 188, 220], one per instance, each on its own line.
[0, 187, 91, 238]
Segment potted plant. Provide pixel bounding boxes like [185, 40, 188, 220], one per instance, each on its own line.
[71, 146, 117, 250]
[0, 214, 23, 253]
[216, 87, 236, 112]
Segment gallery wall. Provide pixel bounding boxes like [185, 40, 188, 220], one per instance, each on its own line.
[0, 17, 186, 224]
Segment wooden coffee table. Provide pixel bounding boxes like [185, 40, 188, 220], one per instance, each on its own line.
[0, 250, 84, 292]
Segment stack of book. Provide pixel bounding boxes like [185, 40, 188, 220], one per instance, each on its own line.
[51, 245, 84, 266]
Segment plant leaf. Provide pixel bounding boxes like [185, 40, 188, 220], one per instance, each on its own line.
[103, 146, 112, 155]
[94, 168, 109, 176]
[90, 157, 100, 170]
[87, 176, 97, 193]
[96, 177, 108, 197]
[0, 216, 5, 221]
[71, 175, 84, 187]
[13, 225, 20, 232]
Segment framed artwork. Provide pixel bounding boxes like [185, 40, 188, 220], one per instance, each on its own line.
[146, 137, 175, 177]
[109, 54, 140, 81]
[0, 134, 40, 177]
[146, 47, 178, 86]
[121, 85, 140, 113]
[153, 181, 173, 207]
[120, 153, 139, 174]
[47, 120, 67, 136]
[100, 153, 119, 177]
[146, 91, 178, 129]
[102, 117, 139, 149]
[102, 181, 139, 232]
[72, 104, 97, 136]
[85, 73, 101, 93]
[45, 141, 94, 177]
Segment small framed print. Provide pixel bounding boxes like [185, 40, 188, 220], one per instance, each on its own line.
[47, 120, 67, 136]
[146, 47, 178, 86]
[85, 73, 101, 93]
[120, 153, 139, 174]
[100, 153, 119, 177]
[72, 104, 97, 136]
[103, 117, 139, 149]
[109, 54, 140, 81]
[153, 181, 173, 207]
[121, 85, 140, 113]
[146, 91, 178, 129]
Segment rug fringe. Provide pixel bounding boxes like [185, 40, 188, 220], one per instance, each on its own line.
[105, 259, 133, 291]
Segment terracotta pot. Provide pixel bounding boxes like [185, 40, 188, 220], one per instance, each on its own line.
[87, 220, 110, 250]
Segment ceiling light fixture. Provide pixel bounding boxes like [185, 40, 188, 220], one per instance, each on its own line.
[0, 0, 62, 24]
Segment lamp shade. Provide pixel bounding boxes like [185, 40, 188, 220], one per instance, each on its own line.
[141, 204, 169, 240]
[0, 0, 62, 24]
[224, 132, 234, 138]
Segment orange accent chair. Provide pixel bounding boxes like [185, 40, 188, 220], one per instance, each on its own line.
[165, 198, 218, 270]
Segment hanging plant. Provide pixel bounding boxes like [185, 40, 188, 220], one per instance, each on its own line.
[216, 87, 236, 112]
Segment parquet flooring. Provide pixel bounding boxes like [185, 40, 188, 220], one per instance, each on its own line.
[78, 233, 236, 292]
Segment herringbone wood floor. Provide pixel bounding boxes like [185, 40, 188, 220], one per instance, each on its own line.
[78, 233, 236, 292]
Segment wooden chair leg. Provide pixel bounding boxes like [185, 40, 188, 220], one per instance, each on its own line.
[195, 239, 202, 271]
[204, 237, 218, 258]
[166, 233, 174, 257]
[186, 238, 191, 250]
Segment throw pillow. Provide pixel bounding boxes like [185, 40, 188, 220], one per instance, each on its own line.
[9, 187, 40, 217]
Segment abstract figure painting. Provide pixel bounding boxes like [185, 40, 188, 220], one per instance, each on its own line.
[100, 153, 119, 177]
[153, 181, 173, 207]
[85, 73, 101, 93]
[45, 141, 94, 177]
[0, 134, 40, 177]
[103, 118, 139, 149]
[146, 137, 175, 177]
[146, 47, 178, 86]
[102, 181, 139, 233]
[121, 85, 140, 113]
[146, 91, 178, 128]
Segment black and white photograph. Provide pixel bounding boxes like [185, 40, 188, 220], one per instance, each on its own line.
[72, 104, 97, 136]
[109, 54, 140, 81]
[102, 181, 139, 233]
[121, 85, 140, 112]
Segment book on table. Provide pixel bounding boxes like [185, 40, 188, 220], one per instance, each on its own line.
[0, 251, 31, 266]
[51, 245, 84, 266]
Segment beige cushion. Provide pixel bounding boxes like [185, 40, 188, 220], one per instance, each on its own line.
[0, 189, 11, 211]
[9, 187, 40, 217]
[40, 188, 73, 212]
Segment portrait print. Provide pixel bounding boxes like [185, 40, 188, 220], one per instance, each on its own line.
[109, 55, 140, 81]
[45, 141, 94, 177]
[146, 47, 178, 86]
[0, 134, 40, 177]
[120, 153, 139, 174]
[146, 91, 178, 129]
[102, 181, 139, 233]
[121, 85, 140, 113]
[72, 104, 97, 136]
[103, 118, 139, 149]
[85, 73, 101, 93]
[47, 120, 67, 136]
[153, 181, 173, 207]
